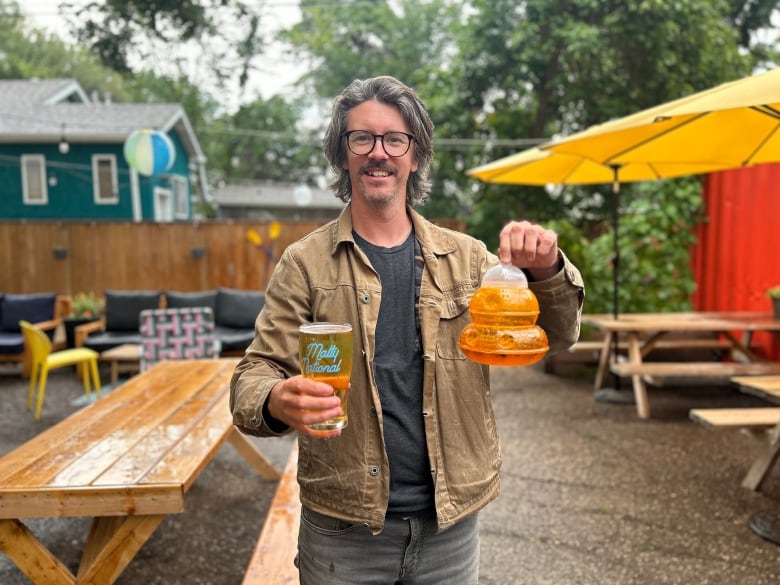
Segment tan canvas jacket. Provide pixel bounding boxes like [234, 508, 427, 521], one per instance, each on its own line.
[230, 205, 584, 534]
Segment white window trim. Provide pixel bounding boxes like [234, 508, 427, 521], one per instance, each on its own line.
[172, 175, 190, 219]
[154, 187, 173, 222]
[92, 154, 118, 204]
[21, 154, 48, 205]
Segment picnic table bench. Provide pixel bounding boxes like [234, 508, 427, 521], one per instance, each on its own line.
[0, 358, 281, 585]
[690, 375, 780, 491]
[241, 441, 300, 585]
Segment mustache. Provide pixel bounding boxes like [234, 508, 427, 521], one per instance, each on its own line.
[360, 162, 395, 174]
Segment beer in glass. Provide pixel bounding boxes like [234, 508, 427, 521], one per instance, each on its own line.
[299, 322, 352, 430]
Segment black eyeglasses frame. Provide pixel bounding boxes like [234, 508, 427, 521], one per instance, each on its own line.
[340, 130, 415, 157]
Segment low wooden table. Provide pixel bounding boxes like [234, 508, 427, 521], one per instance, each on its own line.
[0, 359, 281, 585]
[100, 343, 141, 385]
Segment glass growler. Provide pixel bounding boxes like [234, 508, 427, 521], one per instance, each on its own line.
[458, 263, 549, 366]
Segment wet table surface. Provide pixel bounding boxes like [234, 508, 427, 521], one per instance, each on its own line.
[0, 358, 280, 585]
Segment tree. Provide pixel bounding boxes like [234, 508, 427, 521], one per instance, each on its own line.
[205, 96, 322, 185]
[65, 0, 265, 98]
[282, 0, 462, 98]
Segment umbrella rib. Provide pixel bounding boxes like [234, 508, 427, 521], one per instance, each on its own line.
[605, 112, 708, 163]
[751, 104, 780, 120]
[742, 124, 780, 166]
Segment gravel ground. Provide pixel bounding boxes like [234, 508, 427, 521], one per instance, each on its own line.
[2, 360, 780, 584]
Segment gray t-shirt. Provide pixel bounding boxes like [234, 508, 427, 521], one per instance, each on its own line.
[354, 230, 433, 513]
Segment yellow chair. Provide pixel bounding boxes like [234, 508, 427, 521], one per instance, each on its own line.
[19, 320, 102, 419]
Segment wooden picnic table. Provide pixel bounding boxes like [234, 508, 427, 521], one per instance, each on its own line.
[582, 311, 780, 419]
[0, 358, 281, 585]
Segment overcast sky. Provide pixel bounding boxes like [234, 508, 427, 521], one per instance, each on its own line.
[21, 0, 306, 110]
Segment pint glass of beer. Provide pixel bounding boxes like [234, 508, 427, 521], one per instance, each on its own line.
[299, 322, 353, 430]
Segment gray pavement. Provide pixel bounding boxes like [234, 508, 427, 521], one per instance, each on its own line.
[1, 361, 779, 584]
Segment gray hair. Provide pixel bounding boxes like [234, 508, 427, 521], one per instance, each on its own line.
[323, 76, 434, 205]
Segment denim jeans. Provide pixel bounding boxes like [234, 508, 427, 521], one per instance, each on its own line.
[296, 507, 480, 585]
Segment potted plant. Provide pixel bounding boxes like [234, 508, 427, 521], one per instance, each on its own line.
[766, 285, 780, 320]
[65, 292, 105, 348]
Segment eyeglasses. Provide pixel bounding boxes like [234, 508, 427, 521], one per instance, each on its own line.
[341, 130, 415, 157]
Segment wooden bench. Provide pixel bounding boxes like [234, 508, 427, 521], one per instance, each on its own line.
[242, 442, 300, 585]
[610, 361, 780, 379]
[544, 336, 745, 374]
[690, 407, 780, 429]
[690, 375, 780, 491]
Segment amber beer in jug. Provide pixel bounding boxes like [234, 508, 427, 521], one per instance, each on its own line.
[459, 263, 549, 366]
[299, 322, 353, 430]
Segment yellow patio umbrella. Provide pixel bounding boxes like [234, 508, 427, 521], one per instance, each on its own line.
[545, 66, 780, 169]
[468, 146, 727, 323]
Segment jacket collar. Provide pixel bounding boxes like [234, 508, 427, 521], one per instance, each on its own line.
[332, 203, 458, 258]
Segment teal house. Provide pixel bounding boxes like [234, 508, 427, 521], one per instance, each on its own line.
[0, 79, 208, 222]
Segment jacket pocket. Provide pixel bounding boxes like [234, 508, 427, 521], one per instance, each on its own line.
[435, 293, 471, 360]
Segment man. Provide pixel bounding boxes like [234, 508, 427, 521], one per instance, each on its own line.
[230, 75, 584, 585]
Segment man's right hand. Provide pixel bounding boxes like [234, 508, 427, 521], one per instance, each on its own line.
[266, 376, 344, 438]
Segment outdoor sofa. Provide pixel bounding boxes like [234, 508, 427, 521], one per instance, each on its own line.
[75, 288, 265, 356]
[0, 292, 70, 376]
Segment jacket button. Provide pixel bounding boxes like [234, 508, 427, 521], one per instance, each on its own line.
[369, 407, 377, 417]
[369, 466, 379, 476]
[361, 293, 370, 303]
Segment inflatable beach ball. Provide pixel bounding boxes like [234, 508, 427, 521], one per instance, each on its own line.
[123, 129, 176, 176]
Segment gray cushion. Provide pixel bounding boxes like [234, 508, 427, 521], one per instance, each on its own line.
[0, 332, 24, 354]
[0, 292, 57, 333]
[166, 290, 218, 312]
[104, 290, 161, 332]
[216, 288, 265, 329]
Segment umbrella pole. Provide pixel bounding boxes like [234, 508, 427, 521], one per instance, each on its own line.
[594, 166, 635, 405]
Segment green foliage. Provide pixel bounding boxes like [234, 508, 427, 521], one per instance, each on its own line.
[204, 96, 322, 184]
[283, 0, 461, 98]
[580, 177, 706, 314]
[69, 292, 104, 319]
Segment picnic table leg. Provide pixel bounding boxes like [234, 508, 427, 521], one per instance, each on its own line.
[228, 428, 282, 481]
[742, 423, 780, 491]
[77, 515, 166, 585]
[627, 334, 651, 419]
[78, 516, 123, 579]
[593, 330, 637, 406]
[0, 518, 76, 585]
[593, 332, 612, 391]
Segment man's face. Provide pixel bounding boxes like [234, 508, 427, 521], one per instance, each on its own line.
[343, 100, 418, 208]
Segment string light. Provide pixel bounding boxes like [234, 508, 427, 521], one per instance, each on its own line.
[58, 123, 70, 154]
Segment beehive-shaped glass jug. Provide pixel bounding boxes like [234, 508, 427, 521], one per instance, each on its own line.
[458, 263, 549, 366]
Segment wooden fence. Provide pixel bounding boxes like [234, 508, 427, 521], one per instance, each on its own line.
[1, 218, 465, 295]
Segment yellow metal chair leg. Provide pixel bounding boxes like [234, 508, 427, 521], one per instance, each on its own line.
[81, 362, 92, 400]
[90, 359, 102, 399]
[34, 367, 50, 420]
[26, 365, 39, 411]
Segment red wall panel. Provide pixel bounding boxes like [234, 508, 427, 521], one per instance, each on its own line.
[692, 163, 780, 358]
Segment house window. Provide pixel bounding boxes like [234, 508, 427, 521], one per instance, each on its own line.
[154, 187, 173, 221]
[21, 155, 48, 205]
[92, 154, 118, 204]
[172, 176, 189, 218]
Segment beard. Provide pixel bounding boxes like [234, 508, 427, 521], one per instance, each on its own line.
[354, 163, 405, 209]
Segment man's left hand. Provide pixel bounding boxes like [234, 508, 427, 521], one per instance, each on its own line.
[498, 220, 560, 280]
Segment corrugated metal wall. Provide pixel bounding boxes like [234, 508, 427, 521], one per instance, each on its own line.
[691, 163, 780, 358]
